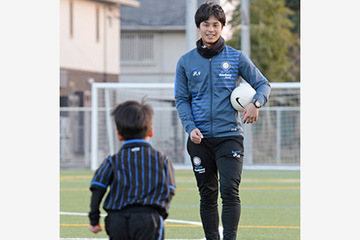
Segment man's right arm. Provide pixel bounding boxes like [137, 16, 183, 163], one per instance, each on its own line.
[174, 58, 197, 134]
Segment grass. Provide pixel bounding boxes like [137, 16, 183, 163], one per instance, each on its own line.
[60, 169, 300, 239]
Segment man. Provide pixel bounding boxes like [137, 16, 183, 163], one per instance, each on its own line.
[174, 2, 271, 239]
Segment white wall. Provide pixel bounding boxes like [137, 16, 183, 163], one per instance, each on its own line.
[60, 0, 120, 74]
[119, 31, 187, 83]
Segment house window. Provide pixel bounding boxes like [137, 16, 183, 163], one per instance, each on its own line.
[121, 33, 155, 64]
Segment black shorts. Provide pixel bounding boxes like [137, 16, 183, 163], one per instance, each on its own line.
[105, 206, 164, 240]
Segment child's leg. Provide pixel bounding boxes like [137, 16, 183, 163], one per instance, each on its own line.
[128, 211, 164, 240]
[105, 207, 164, 240]
[104, 212, 129, 240]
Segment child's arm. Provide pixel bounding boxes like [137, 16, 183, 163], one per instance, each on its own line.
[88, 186, 106, 228]
[166, 158, 176, 201]
[88, 156, 113, 232]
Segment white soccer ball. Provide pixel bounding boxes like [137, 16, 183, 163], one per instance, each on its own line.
[230, 81, 256, 112]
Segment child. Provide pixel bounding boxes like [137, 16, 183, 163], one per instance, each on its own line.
[88, 100, 176, 240]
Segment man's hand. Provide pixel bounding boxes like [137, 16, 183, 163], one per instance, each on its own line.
[89, 224, 103, 234]
[190, 128, 203, 144]
[241, 103, 259, 124]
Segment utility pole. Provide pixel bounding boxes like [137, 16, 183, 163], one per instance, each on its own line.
[240, 0, 253, 164]
[241, 0, 250, 57]
[186, 0, 198, 51]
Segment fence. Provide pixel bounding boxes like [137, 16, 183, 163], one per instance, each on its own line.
[60, 82, 300, 170]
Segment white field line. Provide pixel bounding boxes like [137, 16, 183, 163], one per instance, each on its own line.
[60, 211, 224, 240]
[60, 211, 107, 217]
[60, 238, 208, 240]
[60, 239, 108, 240]
[60, 212, 204, 225]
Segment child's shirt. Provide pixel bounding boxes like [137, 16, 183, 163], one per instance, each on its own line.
[89, 139, 176, 226]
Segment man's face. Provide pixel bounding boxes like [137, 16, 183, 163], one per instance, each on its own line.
[198, 15, 223, 48]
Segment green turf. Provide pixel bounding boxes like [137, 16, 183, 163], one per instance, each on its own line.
[60, 169, 300, 239]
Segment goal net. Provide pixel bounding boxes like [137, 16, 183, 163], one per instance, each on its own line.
[90, 82, 300, 170]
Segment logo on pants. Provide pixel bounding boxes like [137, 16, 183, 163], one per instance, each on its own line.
[193, 156, 201, 166]
[193, 156, 205, 174]
[232, 150, 242, 159]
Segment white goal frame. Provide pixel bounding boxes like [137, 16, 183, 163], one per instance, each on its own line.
[91, 82, 300, 171]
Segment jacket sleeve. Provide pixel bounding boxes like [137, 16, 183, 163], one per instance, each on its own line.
[165, 157, 176, 202]
[174, 57, 197, 134]
[157, 156, 176, 220]
[88, 157, 113, 226]
[88, 186, 106, 226]
[238, 51, 271, 106]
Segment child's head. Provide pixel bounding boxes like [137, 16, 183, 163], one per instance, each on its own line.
[112, 100, 154, 141]
[195, 1, 226, 28]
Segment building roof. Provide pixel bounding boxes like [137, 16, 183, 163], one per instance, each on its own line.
[120, 0, 207, 30]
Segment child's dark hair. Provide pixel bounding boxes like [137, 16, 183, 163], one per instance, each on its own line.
[111, 100, 154, 140]
[195, 1, 226, 28]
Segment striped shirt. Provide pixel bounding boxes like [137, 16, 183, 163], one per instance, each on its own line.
[89, 139, 176, 224]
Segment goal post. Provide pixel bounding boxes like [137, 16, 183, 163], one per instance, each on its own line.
[91, 82, 300, 171]
[91, 83, 176, 171]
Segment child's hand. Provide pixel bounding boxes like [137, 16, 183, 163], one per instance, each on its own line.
[89, 224, 102, 233]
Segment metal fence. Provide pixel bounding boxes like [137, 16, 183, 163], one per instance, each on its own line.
[60, 82, 300, 170]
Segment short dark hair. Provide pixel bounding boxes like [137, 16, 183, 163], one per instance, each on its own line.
[112, 100, 154, 140]
[195, 1, 226, 28]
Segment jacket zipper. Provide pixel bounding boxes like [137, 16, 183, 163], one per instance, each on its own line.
[209, 58, 213, 137]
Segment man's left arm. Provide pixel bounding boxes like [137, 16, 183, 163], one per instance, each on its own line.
[238, 51, 271, 123]
[238, 51, 271, 107]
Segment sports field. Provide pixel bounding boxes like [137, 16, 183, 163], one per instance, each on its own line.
[60, 169, 300, 240]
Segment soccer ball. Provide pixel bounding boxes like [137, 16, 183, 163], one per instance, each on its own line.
[230, 81, 256, 112]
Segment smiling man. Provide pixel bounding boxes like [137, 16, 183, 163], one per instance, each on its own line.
[198, 15, 222, 47]
[174, 2, 271, 240]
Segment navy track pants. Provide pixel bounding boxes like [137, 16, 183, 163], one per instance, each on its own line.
[187, 136, 244, 240]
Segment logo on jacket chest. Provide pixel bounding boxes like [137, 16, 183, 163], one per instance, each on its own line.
[192, 71, 201, 77]
[221, 61, 231, 70]
[191, 66, 201, 77]
[219, 61, 233, 79]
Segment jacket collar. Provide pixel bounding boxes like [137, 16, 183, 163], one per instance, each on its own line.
[121, 139, 152, 148]
[196, 36, 225, 58]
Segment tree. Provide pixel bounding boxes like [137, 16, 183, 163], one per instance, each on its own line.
[226, 0, 300, 82]
[285, 0, 300, 35]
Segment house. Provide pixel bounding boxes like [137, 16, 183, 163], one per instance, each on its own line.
[59, 0, 139, 168]
[60, 0, 139, 106]
[119, 0, 207, 83]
